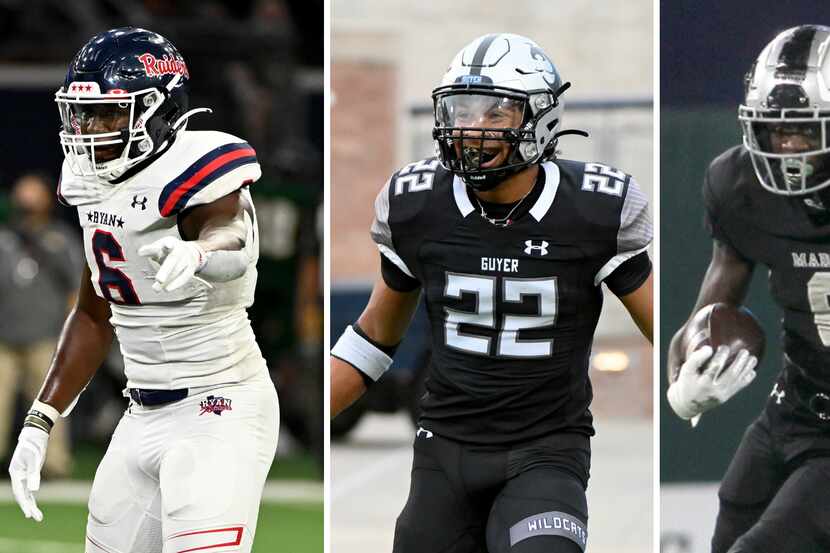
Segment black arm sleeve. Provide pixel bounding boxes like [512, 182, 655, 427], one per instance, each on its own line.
[380, 253, 421, 292]
[605, 251, 652, 296]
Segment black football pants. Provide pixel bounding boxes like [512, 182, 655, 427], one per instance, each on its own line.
[392, 430, 590, 553]
[711, 411, 830, 553]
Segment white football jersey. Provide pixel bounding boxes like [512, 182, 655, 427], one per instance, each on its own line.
[59, 130, 266, 389]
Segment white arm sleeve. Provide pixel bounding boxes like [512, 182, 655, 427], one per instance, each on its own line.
[197, 209, 256, 282]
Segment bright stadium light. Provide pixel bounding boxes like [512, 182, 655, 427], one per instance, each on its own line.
[592, 351, 630, 372]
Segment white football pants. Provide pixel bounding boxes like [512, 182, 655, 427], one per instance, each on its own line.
[84, 368, 279, 553]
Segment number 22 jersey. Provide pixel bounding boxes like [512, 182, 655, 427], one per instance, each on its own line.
[372, 158, 652, 445]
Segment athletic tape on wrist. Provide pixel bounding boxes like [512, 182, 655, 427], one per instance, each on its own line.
[331, 325, 393, 382]
[31, 400, 60, 424]
[25, 400, 61, 433]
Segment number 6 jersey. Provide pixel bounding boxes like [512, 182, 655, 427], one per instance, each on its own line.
[372, 157, 652, 445]
[58, 130, 265, 390]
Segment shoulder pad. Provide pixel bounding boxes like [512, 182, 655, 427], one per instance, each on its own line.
[704, 145, 747, 207]
[370, 157, 449, 279]
[56, 159, 115, 207]
[56, 160, 71, 207]
[557, 159, 637, 223]
[384, 158, 451, 221]
[566, 159, 632, 198]
[158, 131, 260, 217]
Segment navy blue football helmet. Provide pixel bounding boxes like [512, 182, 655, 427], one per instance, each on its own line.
[56, 27, 201, 182]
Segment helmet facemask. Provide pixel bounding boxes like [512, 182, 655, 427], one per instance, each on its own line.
[739, 107, 830, 195]
[740, 25, 830, 197]
[55, 75, 182, 183]
[433, 85, 566, 191]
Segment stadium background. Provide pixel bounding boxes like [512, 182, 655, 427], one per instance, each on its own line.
[0, 2, 322, 552]
[331, 1, 654, 552]
[660, 1, 830, 551]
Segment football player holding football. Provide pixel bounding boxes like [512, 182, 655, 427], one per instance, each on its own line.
[332, 33, 653, 553]
[7, 28, 278, 553]
[666, 24, 830, 553]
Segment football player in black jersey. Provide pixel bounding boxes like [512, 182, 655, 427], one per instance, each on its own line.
[666, 25, 830, 553]
[332, 33, 653, 553]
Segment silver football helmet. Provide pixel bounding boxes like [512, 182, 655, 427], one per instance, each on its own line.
[740, 25, 830, 196]
[432, 33, 586, 191]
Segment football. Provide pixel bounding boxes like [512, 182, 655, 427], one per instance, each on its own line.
[682, 303, 766, 372]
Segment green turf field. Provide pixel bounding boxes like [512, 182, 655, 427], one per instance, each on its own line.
[59, 442, 321, 481]
[0, 501, 323, 552]
[0, 443, 322, 552]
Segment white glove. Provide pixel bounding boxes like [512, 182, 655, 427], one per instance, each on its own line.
[667, 345, 758, 420]
[8, 427, 49, 522]
[138, 236, 207, 292]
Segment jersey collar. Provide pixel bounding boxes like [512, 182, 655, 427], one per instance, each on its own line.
[529, 161, 560, 222]
[452, 161, 561, 221]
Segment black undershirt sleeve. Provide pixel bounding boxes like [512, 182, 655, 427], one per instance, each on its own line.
[380, 253, 421, 292]
[605, 251, 652, 296]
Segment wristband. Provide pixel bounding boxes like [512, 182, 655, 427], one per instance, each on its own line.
[331, 325, 394, 382]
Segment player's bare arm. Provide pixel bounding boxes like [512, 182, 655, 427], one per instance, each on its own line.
[667, 239, 755, 381]
[8, 264, 113, 521]
[38, 264, 113, 413]
[618, 271, 653, 343]
[331, 277, 421, 417]
[666, 239, 758, 421]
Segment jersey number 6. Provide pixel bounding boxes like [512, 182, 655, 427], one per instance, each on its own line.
[92, 230, 141, 305]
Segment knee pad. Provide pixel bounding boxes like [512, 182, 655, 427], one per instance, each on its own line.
[711, 498, 765, 553]
[493, 511, 587, 553]
[486, 469, 588, 553]
[87, 507, 162, 553]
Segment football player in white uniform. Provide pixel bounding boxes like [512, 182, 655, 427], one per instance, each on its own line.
[7, 27, 279, 553]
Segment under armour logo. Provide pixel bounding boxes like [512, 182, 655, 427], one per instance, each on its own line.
[416, 426, 433, 439]
[131, 195, 147, 210]
[524, 240, 549, 256]
[770, 383, 786, 405]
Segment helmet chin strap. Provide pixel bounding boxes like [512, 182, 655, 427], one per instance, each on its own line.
[463, 151, 527, 191]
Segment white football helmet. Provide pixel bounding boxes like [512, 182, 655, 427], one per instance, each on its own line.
[740, 25, 830, 196]
[432, 33, 586, 190]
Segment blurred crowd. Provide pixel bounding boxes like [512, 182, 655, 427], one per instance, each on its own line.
[0, 0, 323, 477]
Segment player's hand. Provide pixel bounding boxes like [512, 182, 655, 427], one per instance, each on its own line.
[138, 236, 207, 292]
[8, 427, 49, 522]
[667, 345, 758, 420]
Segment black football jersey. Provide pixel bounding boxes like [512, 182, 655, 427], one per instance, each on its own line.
[705, 145, 830, 381]
[371, 157, 652, 445]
